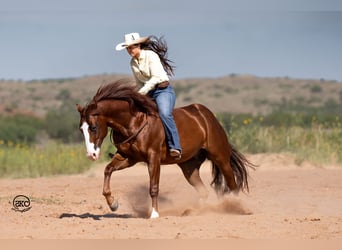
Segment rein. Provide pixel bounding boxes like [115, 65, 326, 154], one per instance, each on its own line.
[111, 115, 148, 147]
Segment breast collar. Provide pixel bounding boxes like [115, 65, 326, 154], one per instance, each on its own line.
[111, 114, 148, 147]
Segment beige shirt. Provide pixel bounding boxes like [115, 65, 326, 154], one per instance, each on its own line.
[130, 49, 169, 95]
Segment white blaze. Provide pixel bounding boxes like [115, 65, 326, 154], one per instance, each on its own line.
[81, 122, 100, 161]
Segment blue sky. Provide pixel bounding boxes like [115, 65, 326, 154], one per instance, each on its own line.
[1, 0, 342, 81]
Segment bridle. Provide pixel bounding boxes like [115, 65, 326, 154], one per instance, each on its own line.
[110, 114, 148, 147]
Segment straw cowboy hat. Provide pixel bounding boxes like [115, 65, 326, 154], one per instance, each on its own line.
[115, 32, 149, 51]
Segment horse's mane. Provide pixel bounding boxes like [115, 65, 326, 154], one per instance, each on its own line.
[91, 79, 158, 115]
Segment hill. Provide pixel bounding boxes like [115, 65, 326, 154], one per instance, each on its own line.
[1, 74, 341, 117]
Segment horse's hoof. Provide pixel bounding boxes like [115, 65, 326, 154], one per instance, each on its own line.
[110, 199, 119, 211]
[150, 208, 159, 219]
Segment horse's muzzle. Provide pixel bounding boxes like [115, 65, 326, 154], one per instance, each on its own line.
[87, 147, 100, 161]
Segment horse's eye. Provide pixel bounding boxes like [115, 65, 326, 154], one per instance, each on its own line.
[89, 125, 97, 132]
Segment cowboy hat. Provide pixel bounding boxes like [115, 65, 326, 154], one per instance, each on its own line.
[115, 33, 149, 51]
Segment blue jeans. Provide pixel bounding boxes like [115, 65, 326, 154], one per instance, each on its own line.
[148, 84, 182, 152]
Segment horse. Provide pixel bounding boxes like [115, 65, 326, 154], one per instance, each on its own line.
[77, 79, 254, 218]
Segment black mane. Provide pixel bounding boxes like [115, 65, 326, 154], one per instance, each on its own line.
[91, 79, 158, 115]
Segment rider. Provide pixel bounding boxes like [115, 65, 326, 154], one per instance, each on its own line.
[115, 32, 182, 159]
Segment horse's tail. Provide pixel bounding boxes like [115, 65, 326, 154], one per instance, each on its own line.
[211, 145, 255, 196]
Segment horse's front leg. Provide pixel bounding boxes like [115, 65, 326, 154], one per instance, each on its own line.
[103, 153, 136, 212]
[147, 155, 161, 219]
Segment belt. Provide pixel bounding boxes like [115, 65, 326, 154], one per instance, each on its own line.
[155, 81, 169, 90]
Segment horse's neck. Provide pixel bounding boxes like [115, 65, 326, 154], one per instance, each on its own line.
[103, 103, 147, 133]
[99, 99, 153, 137]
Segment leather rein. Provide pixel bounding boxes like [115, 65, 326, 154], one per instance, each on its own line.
[110, 115, 148, 147]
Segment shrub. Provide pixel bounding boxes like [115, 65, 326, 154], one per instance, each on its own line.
[310, 85, 322, 93]
[0, 115, 43, 144]
[44, 100, 82, 143]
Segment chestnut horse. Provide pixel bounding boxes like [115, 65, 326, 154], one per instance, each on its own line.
[77, 79, 254, 218]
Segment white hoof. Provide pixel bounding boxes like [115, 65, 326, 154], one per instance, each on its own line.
[150, 208, 159, 219]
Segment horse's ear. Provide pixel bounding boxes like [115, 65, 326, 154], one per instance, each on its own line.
[76, 104, 84, 114]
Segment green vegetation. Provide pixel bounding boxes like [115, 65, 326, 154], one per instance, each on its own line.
[0, 135, 115, 178]
[2, 110, 341, 179]
[0, 99, 80, 144]
[0, 115, 43, 144]
[44, 100, 82, 143]
[217, 112, 342, 165]
[1, 74, 342, 178]
[0, 141, 92, 178]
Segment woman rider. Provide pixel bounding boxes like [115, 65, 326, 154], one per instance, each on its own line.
[115, 32, 182, 159]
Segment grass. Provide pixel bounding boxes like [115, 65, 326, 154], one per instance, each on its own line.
[0, 141, 93, 178]
[0, 136, 116, 179]
[1, 116, 341, 178]
[224, 116, 342, 166]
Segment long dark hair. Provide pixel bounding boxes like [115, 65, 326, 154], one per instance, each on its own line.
[140, 35, 175, 76]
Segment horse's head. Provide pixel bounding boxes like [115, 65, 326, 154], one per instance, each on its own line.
[77, 103, 108, 161]
[76, 80, 159, 161]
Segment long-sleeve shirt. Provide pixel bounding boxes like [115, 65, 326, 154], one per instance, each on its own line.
[130, 49, 169, 95]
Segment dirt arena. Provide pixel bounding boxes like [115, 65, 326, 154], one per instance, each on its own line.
[0, 153, 341, 239]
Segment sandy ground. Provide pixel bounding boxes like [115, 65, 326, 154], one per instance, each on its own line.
[0, 153, 341, 239]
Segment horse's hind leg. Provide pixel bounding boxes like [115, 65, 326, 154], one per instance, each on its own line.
[208, 149, 238, 194]
[178, 151, 208, 201]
